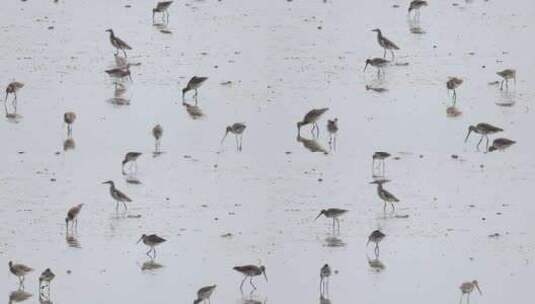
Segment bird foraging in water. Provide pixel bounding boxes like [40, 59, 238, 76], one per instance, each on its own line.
[65, 203, 84, 232]
[315, 208, 348, 233]
[459, 280, 482, 304]
[488, 138, 515, 152]
[63, 112, 76, 136]
[372, 152, 391, 177]
[364, 58, 389, 78]
[370, 180, 399, 212]
[39, 268, 55, 291]
[182, 76, 208, 103]
[367, 230, 386, 256]
[446, 77, 463, 104]
[153, 1, 173, 24]
[327, 118, 338, 150]
[105, 64, 132, 82]
[297, 108, 329, 137]
[122, 152, 142, 175]
[102, 181, 132, 212]
[233, 264, 268, 292]
[193, 285, 217, 304]
[408, 0, 427, 18]
[105, 29, 132, 57]
[371, 29, 399, 60]
[221, 123, 246, 151]
[9, 261, 33, 287]
[152, 124, 163, 153]
[137, 234, 166, 259]
[4, 81, 24, 112]
[496, 69, 516, 90]
[465, 123, 503, 151]
[320, 264, 331, 296]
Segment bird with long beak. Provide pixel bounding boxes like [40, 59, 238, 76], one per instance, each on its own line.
[122, 152, 142, 175]
[496, 69, 516, 90]
[65, 203, 84, 232]
[459, 280, 482, 303]
[297, 108, 329, 137]
[102, 180, 132, 212]
[370, 179, 399, 212]
[464, 123, 503, 151]
[367, 230, 386, 256]
[182, 76, 208, 102]
[364, 58, 389, 78]
[233, 264, 268, 292]
[314, 208, 348, 233]
[371, 29, 399, 59]
[137, 234, 166, 259]
[221, 123, 246, 151]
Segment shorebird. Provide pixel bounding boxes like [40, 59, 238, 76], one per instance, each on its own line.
[137, 234, 166, 259]
[367, 230, 386, 256]
[152, 124, 163, 152]
[9, 261, 33, 287]
[122, 152, 142, 174]
[447, 77, 463, 103]
[221, 123, 246, 151]
[182, 76, 208, 102]
[370, 180, 399, 212]
[364, 58, 389, 78]
[315, 208, 348, 233]
[5, 81, 24, 112]
[465, 123, 503, 151]
[102, 180, 132, 212]
[105, 29, 132, 57]
[63, 112, 76, 136]
[65, 203, 83, 232]
[372, 152, 391, 177]
[488, 138, 515, 152]
[320, 264, 331, 296]
[297, 108, 329, 137]
[105, 64, 132, 82]
[233, 264, 268, 292]
[496, 69, 516, 90]
[408, 0, 427, 18]
[39, 268, 55, 291]
[153, 1, 173, 24]
[194, 285, 217, 304]
[371, 29, 399, 60]
[327, 118, 338, 150]
[459, 280, 482, 304]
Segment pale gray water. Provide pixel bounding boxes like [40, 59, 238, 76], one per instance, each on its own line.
[1, 0, 534, 303]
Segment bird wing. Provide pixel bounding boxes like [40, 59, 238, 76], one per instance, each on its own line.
[157, 1, 174, 9]
[114, 36, 132, 50]
[382, 189, 399, 202]
[116, 189, 132, 202]
[383, 37, 400, 50]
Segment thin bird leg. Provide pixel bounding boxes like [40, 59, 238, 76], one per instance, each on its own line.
[390, 50, 395, 61]
[377, 68, 381, 79]
[391, 202, 396, 213]
[453, 90, 457, 103]
[123, 201, 128, 212]
[115, 201, 120, 212]
[505, 79, 509, 90]
[459, 293, 464, 304]
[375, 243, 380, 256]
[153, 247, 157, 259]
[476, 135, 484, 150]
[249, 277, 256, 289]
[371, 159, 376, 176]
[152, 12, 155, 24]
[467, 294, 470, 304]
[315, 123, 320, 137]
[146, 248, 152, 258]
[383, 201, 387, 212]
[235, 134, 239, 151]
[239, 276, 247, 291]
[75, 218, 78, 231]
[382, 159, 386, 176]
[333, 134, 336, 150]
[239, 134, 244, 151]
[383, 48, 387, 58]
[485, 135, 490, 151]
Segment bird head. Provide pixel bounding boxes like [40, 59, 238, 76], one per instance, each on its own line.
[137, 234, 147, 244]
[221, 126, 232, 144]
[314, 209, 326, 220]
[297, 121, 304, 131]
[371, 28, 381, 33]
[8, 261, 13, 267]
[472, 280, 482, 295]
[102, 180, 114, 186]
[105, 29, 113, 34]
[465, 125, 476, 142]
[182, 87, 189, 97]
[364, 59, 371, 72]
[488, 146, 497, 152]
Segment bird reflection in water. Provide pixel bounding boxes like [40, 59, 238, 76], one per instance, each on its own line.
[108, 82, 130, 106]
[9, 290, 32, 304]
[140, 259, 164, 271]
[495, 89, 515, 107]
[367, 254, 386, 273]
[39, 293, 53, 304]
[323, 235, 345, 248]
[63, 137, 76, 151]
[297, 134, 328, 154]
[320, 295, 332, 304]
[240, 295, 267, 304]
[125, 176, 142, 185]
[182, 101, 204, 120]
[65, 231, 81, 248]
[446, 106, 462, 118]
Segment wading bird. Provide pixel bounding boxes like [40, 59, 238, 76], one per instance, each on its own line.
[364, 58, 389, 78]
[233, 264, 268, 292]
[65, 203, 84, 232]
[4, 81, 24, 112]
[372, 152, 391, 177]
[459, 280, 482, 304]
[327, 118, 338, 150]
[488, 138, 515, 152]
[102, 181, 132, 212]
[64, 112, 76, 136]
[464, 123, 503, 151]
[447, 77, 463, 104]
[152, 124, 163, 153]
[315, 208, 348, 233]
[297, 108, 329, 137]
[153, 1, 173, 24]
[137, 234, 166, 259]
[194, 285, 217, 304]
[182, 76, 208, 102]
[367, 230, 386, 256]
[122, 152, 142, 175]
[320, 264, 331, 296]
[371, 29, 399, 60]
[221, 123, 246, 151]
[408, 0, 428, 18]
[370, 180, 399, 212]
[496, 69, 516, 90]
[105, 29, 132, 57]
[9, 261, 33, 287]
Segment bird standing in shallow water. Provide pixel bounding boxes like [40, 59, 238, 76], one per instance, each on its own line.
[152, 124, 163, 153]
[5, 81, 24, 112]
[65, 203, 84, 232]
[459, 280, 482, 304]
[137, 234, 166, 259]
[370, 180, 399, 212]
[105, 29, 132, 57]
[315, 208, 348, 233]
[367, 230, 386, 256]
[496, 69, 516, 90]
[122, 152, 142, 175]
[371, 29, 399, 60]
[39, 268, 55, 292]
[364, 58, 389, 78]
[372, 152, 391, 177]
[327, 118, 338, 150]
[464, 123, 503, 151]
[447, 77, 463, 104]
[194, 285, 217, 304]
[221, 123, 246, 151]
[320, 264, 331, 296]
[408, 0, 427, 18]
[233, 264, 268, 292]
[102, 180, 132, 212]
[9, 261, 33, 288]
[63, 112, 76, 136]
[297, 108, 329, 137]
[182, 76, 208, 103]
[488, 138, 515, 152]
[153, 1, 173, 24]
